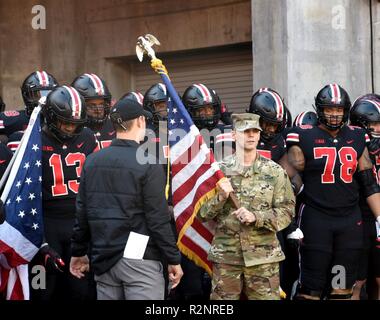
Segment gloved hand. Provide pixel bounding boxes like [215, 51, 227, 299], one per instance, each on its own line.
[367, 138, 380, 161]
[38, 243, 65, 273]
[287, 227, 304, 249]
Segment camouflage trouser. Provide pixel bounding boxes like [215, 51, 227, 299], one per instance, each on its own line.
[210, 262, 280, 300]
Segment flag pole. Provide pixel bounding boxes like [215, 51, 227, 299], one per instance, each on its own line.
[0, 106, 41, 202]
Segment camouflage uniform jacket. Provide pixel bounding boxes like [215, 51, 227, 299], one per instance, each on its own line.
[198, 153, 295, 267]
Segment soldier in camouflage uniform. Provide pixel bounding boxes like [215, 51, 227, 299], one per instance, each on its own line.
[198, 113, 295, 300]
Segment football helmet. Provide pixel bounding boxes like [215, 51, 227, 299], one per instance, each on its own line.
[350, 94, 380, 138]
[21, 71, 58, 116]
[143, 83, 168, 125]
[293, 111, 318, 127]
[248, 87, 286, 141]
[44, 86, 87, 142]
[315, 83, 351, 130]
[71, 73, 112, 126]
[119, 91, 144, 106]
[182, 83, 221, 129]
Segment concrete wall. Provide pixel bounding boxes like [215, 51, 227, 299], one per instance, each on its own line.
[0, 0, 251, 109]
[252, 0, 377, 117]
[0, 0, 43, 108]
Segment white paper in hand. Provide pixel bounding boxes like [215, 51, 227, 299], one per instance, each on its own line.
[123, 232, 150, 259]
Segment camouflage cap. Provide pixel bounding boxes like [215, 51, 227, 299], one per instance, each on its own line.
[232, 113, 262, 132]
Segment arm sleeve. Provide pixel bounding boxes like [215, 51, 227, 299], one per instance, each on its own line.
[198, 193, 227, 221]
[71, 165, 90, 257]
[143, 163, 181, 265]
[254, 170, 296, 232]
[285, 127, 300, 148]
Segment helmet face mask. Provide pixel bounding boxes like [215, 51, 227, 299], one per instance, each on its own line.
[44, 86, 87, 142]
[153, 100, 168, 121]
[367, 122, 380, 138]
[85, 98, 110, 125]
[350, 94, 380, 138]
[320, 106, 345, 129]
[182, 84, 221, 130]
[248, 88, 286, 141]
[21, 71, 58, 116]
[259, 118, 280, 142]
[315, 83, 351, 130]
[143, 83, 168, 126]
[71, 73, 112, 126]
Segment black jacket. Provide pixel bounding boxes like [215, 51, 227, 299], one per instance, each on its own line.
[71, 139, 181, 275]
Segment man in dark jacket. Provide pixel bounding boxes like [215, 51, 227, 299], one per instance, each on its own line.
[70, 98, 183, 300]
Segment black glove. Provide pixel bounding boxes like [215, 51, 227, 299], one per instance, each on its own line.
[285, 221, 304, 249]
[38, 244, 65, 273]
[368, 138, 380, 161]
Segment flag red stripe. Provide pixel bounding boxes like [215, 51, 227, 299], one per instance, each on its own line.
[171, 135, 203, 174]
[0, 241, 29, 267]
[190, 218, 214, 243]
[0, 267, 10, 292]
[181, 235, 212, 270]
[175, 173, 222, 231]
[173, 158, 212, 203]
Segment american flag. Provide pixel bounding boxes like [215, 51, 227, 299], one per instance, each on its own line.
[159, 73, 224, 274]
[0, 107, 43, 300]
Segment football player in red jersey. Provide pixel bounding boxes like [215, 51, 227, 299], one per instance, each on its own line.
[350, 94, 380, 300]
[72, 73, 114, 150]
[287, 84, 380, 300]
[31, 86, 97, 300]
[0, 71, 58, 148]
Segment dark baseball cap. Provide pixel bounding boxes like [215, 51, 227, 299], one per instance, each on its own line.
[110, 98, 152, 122]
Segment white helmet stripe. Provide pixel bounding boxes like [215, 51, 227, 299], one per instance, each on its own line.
[84, 73, 105, 95]
[330, 83, 341, 104]
[158, 83, 167, 96]
[36, 71, 48, 86]
[63, 85, 82, 119]
[263, 89, 284, 120]
[194, 84, 212, 103]
[295, 112, 305, 126]
[132, 92, 144, 105]
[42, 71, 49, 85]
[365, 99, 380, 115]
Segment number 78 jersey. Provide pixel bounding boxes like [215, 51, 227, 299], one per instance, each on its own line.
[286, 125, 370, 215]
